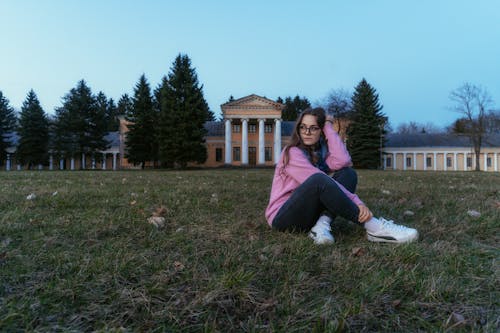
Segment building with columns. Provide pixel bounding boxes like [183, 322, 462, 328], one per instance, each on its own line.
[202, 94, 287, 167]
[382, 133, 500, 172]
[2, 132, 121, 171]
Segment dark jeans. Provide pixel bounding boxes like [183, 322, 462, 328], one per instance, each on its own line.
[272, 167, 360, 232]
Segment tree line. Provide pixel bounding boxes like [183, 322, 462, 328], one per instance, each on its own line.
[0, 54, 214, 169]
[1, 56, 498, 170]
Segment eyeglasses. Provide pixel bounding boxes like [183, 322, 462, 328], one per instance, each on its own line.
[299, 124, 321, 134]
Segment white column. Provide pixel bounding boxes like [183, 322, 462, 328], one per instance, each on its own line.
[413, 152, 417, 170]
[454, 152, 457, 171]
[258, 118, 265, 165]
[70, 158, 75, 170]
[81, 153, 86, 170]
[495, 153, 498, 172]
[102, 153, 107, 170]
[91, 158, 96, 170]
[273, 119, 282, 163]
[383, 155, 387, 170]
[463, 152, 467, 171]
[484, 153, 488, 171]
[60, 158, 64, 170]
[444, 152, 447, 171]
[433, 152, 437, 171]
[6, 154, 11, 171]
[224, 119, 232, 164]
[49, 155, 53, 170]
[393, 153, 396, 170]
[112, 153, 117, 170]
[241, 118, 249, 165]
[403, 152, 407, 171]
[423, 153, 427, 171]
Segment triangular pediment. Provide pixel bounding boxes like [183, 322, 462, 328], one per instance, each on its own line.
[221, 94, 283, 109]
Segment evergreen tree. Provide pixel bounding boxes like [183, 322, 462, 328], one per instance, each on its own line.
[125, 74, 158, 168]
[0, 91, 17, 165]
[16, 90, 50, 168]
[347, 78, 387, 169]
[53, 80, 108, 166]
[157, 54, 213, 168]
[105, 98, 119, 131]
[153, 76, 168, 114]
[117, 94, 133, 116]
[95, 92, 119, 132]
[281, 95, 311, 121]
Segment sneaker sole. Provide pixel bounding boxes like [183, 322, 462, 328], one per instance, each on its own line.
[367, 232, 418, 244]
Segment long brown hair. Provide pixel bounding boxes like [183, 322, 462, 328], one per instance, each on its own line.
[282, 107, 326, 167]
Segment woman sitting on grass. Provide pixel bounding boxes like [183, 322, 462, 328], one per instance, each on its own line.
[265, 107, 418, 245]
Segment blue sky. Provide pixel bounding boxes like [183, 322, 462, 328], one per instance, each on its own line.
[1, 0, 499, 128]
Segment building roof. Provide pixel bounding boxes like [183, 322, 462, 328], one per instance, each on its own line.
[220, 94, 283, 109]
[4, 131, 121, 152]
[385, 133, 500, 148]
[204, 121, 225, 136]
[104, 132, 120, 147]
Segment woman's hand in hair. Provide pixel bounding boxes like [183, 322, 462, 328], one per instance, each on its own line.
[357, 204, 373, 223]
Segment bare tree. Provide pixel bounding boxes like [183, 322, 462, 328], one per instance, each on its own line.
[396, 121, 442, 134]
[321, 88, 352, 135]
[449, 83, 495, 171]
[396, 121, 420, 134]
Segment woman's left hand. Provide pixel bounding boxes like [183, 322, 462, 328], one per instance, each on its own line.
[357, 204, 373, 223]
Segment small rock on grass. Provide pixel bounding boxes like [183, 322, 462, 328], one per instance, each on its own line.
[467, 210, 481, 218]
[148, 216, 165, 228]
[403, 210, 415, 216]
[445, 312, 466, 328]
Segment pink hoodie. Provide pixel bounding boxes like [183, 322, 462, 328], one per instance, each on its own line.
[265, 124, 364, 226]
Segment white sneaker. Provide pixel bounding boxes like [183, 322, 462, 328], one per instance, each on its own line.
[309, 220, 335, 245]
[366, 217, 418, 244]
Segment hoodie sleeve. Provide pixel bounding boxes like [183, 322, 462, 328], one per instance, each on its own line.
[323, 124, 353, 171]
[284, 147, 364, 206]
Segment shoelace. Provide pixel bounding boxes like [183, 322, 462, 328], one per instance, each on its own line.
[379, 218, 407, 230]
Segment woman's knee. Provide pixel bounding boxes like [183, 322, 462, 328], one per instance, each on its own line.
[332, 167, 358, 191]
[306, 173, 331, 184]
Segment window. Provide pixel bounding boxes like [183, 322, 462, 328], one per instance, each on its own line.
[215, 148, 223, 162]
[487, 157, 492, 167]
[265, 147, 273, 161]
[467, 157, 472, 168]
[233, 124, 241, 133]
[249, 124, 257, 133]
[426, 157, 432, 167]
[386, 157, 392, 167]
[265, 124, 273, 133]
[406, 157, 412, 167]
[446, 157, 452, 167]
[233, 147, 241, 161]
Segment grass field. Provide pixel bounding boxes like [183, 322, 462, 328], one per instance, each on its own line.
[0, 169, 499, 332]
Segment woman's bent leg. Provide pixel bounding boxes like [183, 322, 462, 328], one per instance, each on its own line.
[332, 167, 357, 193]
[272, 173, 360, 232]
